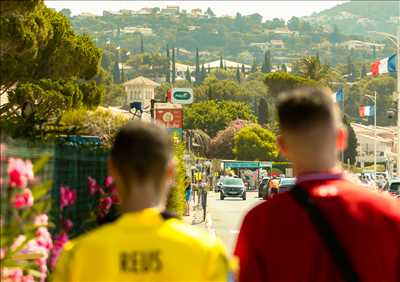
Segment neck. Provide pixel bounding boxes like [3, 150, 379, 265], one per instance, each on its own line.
[120, 182, 165, 213]
[294, 161, 341, 177]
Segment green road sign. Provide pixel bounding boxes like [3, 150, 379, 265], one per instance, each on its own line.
[171, 88, 193, 104]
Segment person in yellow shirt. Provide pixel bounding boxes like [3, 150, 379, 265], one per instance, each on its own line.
[52, 121, 230, 281]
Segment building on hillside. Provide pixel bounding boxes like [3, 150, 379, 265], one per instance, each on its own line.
[137, 8, 153, 15]
[249, 42, 271, 50]
[270, 40, 285, 49]
[103, 10, 121, 16]
[188, 26, 200, 31]
[265, 27, 297, 36]
[191, 8, 203, 17]
[161, 6, 180, 15]
[177, 48, 192, 56]
[352, 123, 398, 170]
[339, 40, 385, 51]
[78, 12, 97, 18]
[121, 26, 154, 36]
[204, 59, 251, 71]
[199, 51, 211, 56]
[123, 76, 160, 114]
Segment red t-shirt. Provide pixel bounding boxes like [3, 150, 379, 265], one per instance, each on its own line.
[234, 173, 400, 282]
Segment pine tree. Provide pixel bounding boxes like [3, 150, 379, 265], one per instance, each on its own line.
[361, 64, 367, 78]
[346, 55, 356, 82]
[258, 98, 268, 124]
[113, 60, 121, 84]
[166, 45, 171, 83]
[261, 50, 272, 73]
[281, 64, 287, 72]
[207, 64, 211, 73]
[172, 47, 176, 84]
[241, 64, 245, 74]
[201, 64, 206, 83]
[219, 55, 224, 69]
[140, 35, 144, 53]
[195, 48, 200, 85]
[251, 57, 257, 72]
[372, 45, 377, 60]
[120, 65, 125, 83]
[236, 65, 241, 82]
[185, 67, 191, 83]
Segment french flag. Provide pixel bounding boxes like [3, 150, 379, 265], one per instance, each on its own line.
[370, 54, 396, 76]
[359, 105, 374, 117]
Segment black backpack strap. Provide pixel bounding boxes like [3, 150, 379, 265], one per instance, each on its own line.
[290, 185, 361, 282]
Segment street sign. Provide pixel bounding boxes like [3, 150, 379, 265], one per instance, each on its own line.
[170, 88, 193, 105]
[155, 108, 183, 129]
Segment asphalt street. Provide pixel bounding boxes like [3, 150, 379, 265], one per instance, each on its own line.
[207, 191, 262, 254]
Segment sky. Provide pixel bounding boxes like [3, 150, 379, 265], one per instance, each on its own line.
[45, 1, 347, 20]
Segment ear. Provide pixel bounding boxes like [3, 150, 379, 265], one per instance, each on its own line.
[277, 135, 288, 158]
[337, 127, 348, 152]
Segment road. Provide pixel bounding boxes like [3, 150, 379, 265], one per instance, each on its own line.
[207, 191, 262, 254]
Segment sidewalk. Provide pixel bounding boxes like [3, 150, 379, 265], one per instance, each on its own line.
[182, 204, 215, 238]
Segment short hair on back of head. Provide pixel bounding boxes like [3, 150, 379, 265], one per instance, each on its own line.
[111, 121, 173, 185]
[277, 86, 341, 132]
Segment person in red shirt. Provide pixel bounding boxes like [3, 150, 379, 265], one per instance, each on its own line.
[234, 86, 400, 282]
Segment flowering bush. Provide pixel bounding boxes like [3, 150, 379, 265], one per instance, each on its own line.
[1, 151, 53, 282]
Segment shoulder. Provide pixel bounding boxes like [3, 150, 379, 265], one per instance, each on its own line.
[162, 219, 225, 251]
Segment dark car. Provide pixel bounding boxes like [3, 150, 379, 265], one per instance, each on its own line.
[388, 179, 400, 197]
[214, 176, 225, 192]
[220, 177, 246, 200]
[258, 177, 270, 198]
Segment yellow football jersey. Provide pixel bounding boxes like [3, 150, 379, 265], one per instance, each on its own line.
[52, 208, 230, 281]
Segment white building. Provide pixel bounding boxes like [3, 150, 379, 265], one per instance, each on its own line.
[204, 59, 251, 71]
[123, 76, 160, 111]
[121, 26, 153, 36]
[161, 6, 180, 15]
[339, 40, 385, 51]
[270, 40, 285, 49]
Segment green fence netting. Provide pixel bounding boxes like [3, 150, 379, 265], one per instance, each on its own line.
[1, 136, 117, 239]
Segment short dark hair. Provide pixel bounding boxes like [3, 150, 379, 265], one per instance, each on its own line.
[277, 86, 340, 131]
[111, 121, 173, 185]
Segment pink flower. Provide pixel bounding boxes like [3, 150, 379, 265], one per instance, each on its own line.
[87, 176, 100, 195]
[0, 248, 5, 260]
[34, 214, 48, 227]
[36, 227, 53, 250]
[110, 186, 120, 204]
[11, 235, 27, 251]
[60, 186, 76, 210]
[62, 218, 73, 232]
[12, 188, 34, 209]
[0, 143, 6, 161]
[22, 275, 35, 282]
[98, 197, 113, 218]
[50, 233, 69, 270]
[104, 176, 113, 187]
[2, 268, 23, 281]
[8, 158, 34, 188]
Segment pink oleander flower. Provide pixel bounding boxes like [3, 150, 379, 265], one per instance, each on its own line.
[88, 176, 100, 195]
[8, 158, 34, 188]
[62, 218, 73, 232]
[104, 176, 113, 187]
[36, 227, 53, 250]
[34, 214, 48, 227]
[0, 248, 5, 260]
[98, 197, 113, 218]
[110, 186, 120, 204]
[1, 268, 23, 282]
[50, 232, 69, 270]
[60, 186, 76, 209]
[22, 275, 35, 282]
[12, 188, 33, 209]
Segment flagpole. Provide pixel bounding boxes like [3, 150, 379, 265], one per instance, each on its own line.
[341, 89, 345, 163]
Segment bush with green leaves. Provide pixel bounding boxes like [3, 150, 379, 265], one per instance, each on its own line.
[233, 124, 278, 161]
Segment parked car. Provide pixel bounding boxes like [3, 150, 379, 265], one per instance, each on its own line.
[258, 177, 270, 198]
[214, 176, 225, 192]
[388, 179, 400, 197]
[220, 177, 246, 200]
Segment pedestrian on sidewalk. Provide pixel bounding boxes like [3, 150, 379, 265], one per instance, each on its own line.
[184, 176, 192, 216]
[234, 86, 400, 282]
[52, 121, 230, 282]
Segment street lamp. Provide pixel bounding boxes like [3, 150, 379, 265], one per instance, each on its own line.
[365, 92, 377, 178]
[368, 29, 400, 177]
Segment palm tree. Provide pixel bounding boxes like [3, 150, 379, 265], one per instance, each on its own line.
[299, 56, 321, 80]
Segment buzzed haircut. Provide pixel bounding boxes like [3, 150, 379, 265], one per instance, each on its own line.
[111, 121, 173, 185]
[277, 86, 341, 131]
